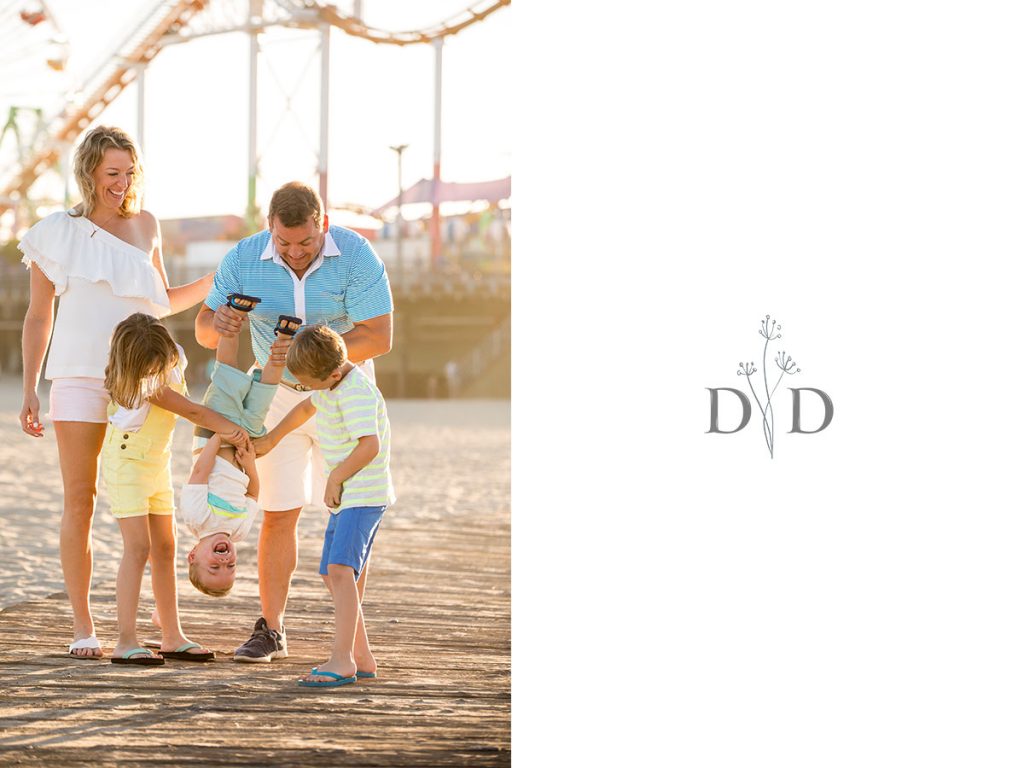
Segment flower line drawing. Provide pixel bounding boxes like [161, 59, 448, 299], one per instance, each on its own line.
[735, 314, 800, 458]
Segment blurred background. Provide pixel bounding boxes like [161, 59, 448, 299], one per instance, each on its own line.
[0, 0, 511, 398]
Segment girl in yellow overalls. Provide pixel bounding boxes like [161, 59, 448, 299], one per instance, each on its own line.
[102, 313, 252, 665]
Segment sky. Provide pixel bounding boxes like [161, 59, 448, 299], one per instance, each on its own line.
[0, 0, 512, 221]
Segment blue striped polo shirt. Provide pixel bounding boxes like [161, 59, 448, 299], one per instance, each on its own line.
[205, 226, 393, 384]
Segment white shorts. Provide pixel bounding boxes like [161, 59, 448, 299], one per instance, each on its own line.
[48, 377, 110, 423]
[255, 384, 327, 513]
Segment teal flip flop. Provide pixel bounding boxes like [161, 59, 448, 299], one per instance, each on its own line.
[111, 647, 164, 666]
[299, 668, 357, 688]
[356, 670, 377, 679]
[160, 642, 215, 662]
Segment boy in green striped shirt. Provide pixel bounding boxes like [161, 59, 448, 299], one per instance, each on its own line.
[256, 324, 394, 687]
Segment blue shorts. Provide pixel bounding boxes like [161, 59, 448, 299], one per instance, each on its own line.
[318, 505, 386, 579]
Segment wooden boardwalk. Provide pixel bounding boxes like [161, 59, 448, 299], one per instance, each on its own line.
[0, 401, 510, 767]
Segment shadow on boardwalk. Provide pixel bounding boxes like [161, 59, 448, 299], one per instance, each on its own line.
[0, 401, 510, 767]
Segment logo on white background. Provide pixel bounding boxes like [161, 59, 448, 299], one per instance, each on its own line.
[706, 314, 834, 458]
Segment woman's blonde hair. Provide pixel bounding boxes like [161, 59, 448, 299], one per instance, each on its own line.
[70, 125, 143, 218]
[105, 313, 179, 409]
[286, 324, 348, 381]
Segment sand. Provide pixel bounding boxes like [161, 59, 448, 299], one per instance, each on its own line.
[0, 377, 510, 611]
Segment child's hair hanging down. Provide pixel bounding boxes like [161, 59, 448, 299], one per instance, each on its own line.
[105, 313, 181, 409]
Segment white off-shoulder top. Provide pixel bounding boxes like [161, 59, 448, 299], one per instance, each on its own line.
[18, 211, 171, 380]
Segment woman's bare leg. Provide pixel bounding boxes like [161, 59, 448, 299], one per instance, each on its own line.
[54, 421, 107, 657]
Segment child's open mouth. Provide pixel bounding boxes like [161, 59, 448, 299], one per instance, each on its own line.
[213, 541, 231, 555]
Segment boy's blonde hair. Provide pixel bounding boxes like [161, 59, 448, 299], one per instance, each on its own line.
[286, 324, 348, 381]
[105, 313, 179, 409]
[70, 125, 144, 218]
[188, 562, 232, 597]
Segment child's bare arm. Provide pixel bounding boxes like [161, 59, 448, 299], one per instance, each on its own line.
[254, 397, 316, 456]
[235, 440, 261, 500]
[188, 435, 222, 484]
[324, 434, 380, 508]
[148, 387, 250, 450]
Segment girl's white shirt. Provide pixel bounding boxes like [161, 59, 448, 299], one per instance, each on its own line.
[18, 210, 171, 380]
[108, 344, 187, 433]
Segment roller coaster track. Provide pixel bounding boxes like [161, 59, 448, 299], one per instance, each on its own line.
[1, 0, 510, 215]
[1, 0, 207, 211]
[280, 0, 510, 47]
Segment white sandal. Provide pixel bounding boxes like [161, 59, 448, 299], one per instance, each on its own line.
[68, 635, 103, 659]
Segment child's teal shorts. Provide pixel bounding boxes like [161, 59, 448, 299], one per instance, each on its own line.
[200, 361, 277, 437]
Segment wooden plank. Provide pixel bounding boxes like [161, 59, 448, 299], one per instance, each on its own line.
[0, 400, 510, 766]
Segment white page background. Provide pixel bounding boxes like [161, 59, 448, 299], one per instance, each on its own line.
[516, 2, 1024, 765]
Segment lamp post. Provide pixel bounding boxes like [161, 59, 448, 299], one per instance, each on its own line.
[389, 143, 408, 289]
[389, 143, 409, 396]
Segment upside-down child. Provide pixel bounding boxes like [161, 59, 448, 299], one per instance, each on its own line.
[179, 295, 299, 597]
[254, 324, 395, 687]
[102, 313, 252, 665]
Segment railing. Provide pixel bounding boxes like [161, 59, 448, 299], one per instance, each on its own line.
[446, 313, 510, 396]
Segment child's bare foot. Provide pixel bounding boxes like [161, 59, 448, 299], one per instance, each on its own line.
[299, 656, 357, 683]
[159, 632, 212, 657]
[353, 651, 377, 676]
[112, 638, 157, 661]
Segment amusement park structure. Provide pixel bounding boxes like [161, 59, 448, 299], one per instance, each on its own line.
[0, 0, 510, 262]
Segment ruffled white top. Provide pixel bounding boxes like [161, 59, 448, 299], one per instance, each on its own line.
[18, 211, 171, 380]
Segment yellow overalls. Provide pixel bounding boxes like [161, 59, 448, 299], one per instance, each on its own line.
[101, 379, 185, 519]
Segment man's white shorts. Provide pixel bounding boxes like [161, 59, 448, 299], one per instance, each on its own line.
[255, 384, 327, 513]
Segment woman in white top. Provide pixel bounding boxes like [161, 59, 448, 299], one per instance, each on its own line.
[18, 125, 214, 658]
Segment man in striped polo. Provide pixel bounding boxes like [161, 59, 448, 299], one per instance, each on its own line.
[195, 181, 393, 663]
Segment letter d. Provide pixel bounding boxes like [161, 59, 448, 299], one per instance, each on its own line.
[706, 388, 751, 434]
[789, 388, 835, 434]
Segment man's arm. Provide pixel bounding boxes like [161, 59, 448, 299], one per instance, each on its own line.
[195, 242, 244, 349]
[342, 313, 392, 364]
[196, 303, 245, 350]
[341, 237, 394, 363]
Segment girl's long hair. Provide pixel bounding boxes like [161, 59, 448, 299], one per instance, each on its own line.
[105, 313, 178, 409]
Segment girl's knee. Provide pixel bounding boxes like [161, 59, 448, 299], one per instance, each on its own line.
[123, 541, 151, 566]
[148, 538, 175, 563]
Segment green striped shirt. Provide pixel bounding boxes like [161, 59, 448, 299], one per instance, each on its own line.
[311, 366, 395, 510]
